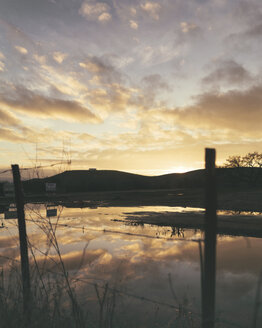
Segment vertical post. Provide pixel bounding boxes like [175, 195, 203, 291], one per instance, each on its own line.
[252, 271, 262, 328]
[11, 164, 31, 321]
[202, 148, 217, 328]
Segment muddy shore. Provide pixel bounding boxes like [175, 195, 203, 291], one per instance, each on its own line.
[122, 210, 262, 239]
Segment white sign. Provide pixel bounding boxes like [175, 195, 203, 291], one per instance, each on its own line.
[4, 205, 17, 219]
[4, 210, 18, 219]
[46, 208, 57, 217]
[45, 183, 56, 192]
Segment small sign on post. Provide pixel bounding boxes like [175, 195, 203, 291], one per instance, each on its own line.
[46, 204, 57, 217]
[4, 204, 18, 219]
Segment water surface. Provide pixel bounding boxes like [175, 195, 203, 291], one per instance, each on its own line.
[0, 205, 261, 327]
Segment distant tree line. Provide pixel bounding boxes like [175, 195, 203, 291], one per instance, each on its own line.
[224, 152, 262, 168]
[223, 152, 262, 187]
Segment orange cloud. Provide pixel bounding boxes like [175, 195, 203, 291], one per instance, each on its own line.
[0, 85, 100, 123]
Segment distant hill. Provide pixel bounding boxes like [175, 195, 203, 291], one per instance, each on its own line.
[22, 167, 262, 194]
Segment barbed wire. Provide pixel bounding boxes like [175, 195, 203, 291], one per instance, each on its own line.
[0, 160, 71, 176]
[0, 253, 245, 328]
[0, 169, 12, 175]
[0, 169, 255, 328]
[0, 202, 251, 328]
[0, 253, 199, 315]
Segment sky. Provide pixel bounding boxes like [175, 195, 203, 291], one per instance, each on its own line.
[0, 0, 262, 176]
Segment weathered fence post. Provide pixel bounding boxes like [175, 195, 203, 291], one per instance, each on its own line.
[11, 164, 31, 322]
[202, 148, 217, 328]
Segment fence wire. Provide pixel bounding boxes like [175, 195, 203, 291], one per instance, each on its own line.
[0, 163, 259, 328]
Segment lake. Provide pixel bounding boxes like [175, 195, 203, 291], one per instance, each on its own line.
[0, 204, 262, 327]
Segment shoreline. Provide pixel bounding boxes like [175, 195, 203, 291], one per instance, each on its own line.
[122, 210, 262, 239]
[1, 187, 262, 212]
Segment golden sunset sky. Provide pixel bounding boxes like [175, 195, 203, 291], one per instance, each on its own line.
[0, 0, 261, 176]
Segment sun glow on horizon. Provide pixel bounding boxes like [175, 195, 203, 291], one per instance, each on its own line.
[159, 166, 201, 175]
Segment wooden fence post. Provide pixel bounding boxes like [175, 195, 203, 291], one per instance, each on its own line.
[11, 164, 31, 322]
[202, 148, 217, 328]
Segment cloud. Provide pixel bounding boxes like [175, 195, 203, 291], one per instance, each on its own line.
[34, 248, 107, 272]
[141, 1, 161, 20]
[77, 132, 97, 141]
[180, 22, 199, 34]
[244, 22, 262, 38]
[14, 45, 28, 55]
[88, 84, 133, 113]
[0, 127, 26, 143]
[0, 235, 17, 248]
[141, 74, 170, 91]
[0, 108, 21, 126]
[78, 55, 141, 113]
[79, 55, 123, 84]
[0, 61, 5, 72]
[0, 52, 5, 60]
[33, 54, 46, 64]
[175, 21, 202, 46]
[135, 43, 179, 66]
[37, 64, 88, 97]
[129, 74, 170, 109]
[0, 126, 39, 144]
[226, 23, 262, 48]
[79, 1, 111, 23]
[0, 106, 80, 145]
[231, 1, 262, 30]
[98, 12, 112, 22]
[202, 60, 254, 87]
[224, 1, 262, 48]
[130, 7, 137, 16]
[163, 84, 262, 135]
[80, 58, 107, 73]
[129, 20, 138, 30]
[0, 84, 100, 123]
[53, 51, 67, 64]
[0, 18, 34, 47]
[107, 54, 134, 68]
